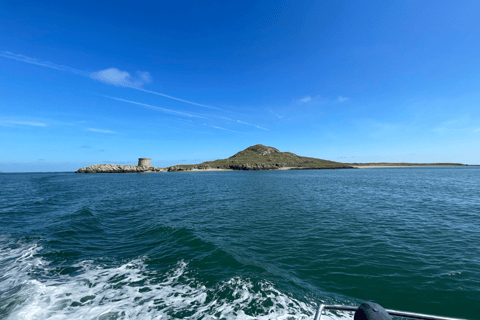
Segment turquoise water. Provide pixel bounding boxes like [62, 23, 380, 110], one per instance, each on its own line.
[1, 168, 479, 319]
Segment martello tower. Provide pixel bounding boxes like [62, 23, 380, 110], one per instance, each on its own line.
[138, 158, 151, 167]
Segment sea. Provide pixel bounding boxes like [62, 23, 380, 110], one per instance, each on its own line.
[1, 168, 479, 320]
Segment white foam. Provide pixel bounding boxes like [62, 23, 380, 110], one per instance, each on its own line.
[0, 241, 351, 320]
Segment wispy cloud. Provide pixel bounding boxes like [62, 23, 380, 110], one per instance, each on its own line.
[297, 95, 328, 105]
[300, 96, 312, 103]
[90, 68, 152, 88]
[434, 116, 471, 133]
[216, 116, 234, 121]
[210, 125, 249, 135]
[14, 121, 47, 127]
[472, 128, 480, 133]
[236, 120, 268, 131]
[0, 120, 48, 127]
[266, 109, 283, 119]
[298, 95, 348, 104]
[104, 96, 210, 119]
[87, 128, 118, 134]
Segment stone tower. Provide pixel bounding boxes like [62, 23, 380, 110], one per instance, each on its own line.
[138, 158, 151, 167]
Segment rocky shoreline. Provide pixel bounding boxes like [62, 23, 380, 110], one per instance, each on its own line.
[75, 164, 235, 173]
[75, 164, 167, 173]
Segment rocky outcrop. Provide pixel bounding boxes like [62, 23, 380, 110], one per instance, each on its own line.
[75, 164, 166, 173]
[167, 166, 188, 172]
[224, 163, 279, 170]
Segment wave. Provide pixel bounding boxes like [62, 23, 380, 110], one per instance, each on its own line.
[0, 240, 352, 320]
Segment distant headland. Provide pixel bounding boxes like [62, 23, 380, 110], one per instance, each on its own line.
[75, 144, 467, 173]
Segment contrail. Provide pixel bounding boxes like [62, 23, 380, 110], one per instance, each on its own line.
[87, 128, 118, 134]
[0, 51, 89, 76]
[133, 87, 222, 111]
[0, 50, 218, 110]
[105, 96, 249, 134]
[210, 125, 250, 135]
[1, 50, 268, 130]
[237, 120, 268, 131]
[103, 96, 210, 120]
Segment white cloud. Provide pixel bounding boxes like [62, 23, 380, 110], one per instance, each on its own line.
[87, 128, 118, 134]
[14, 121, 47, 127]
[0, 120, 47, 127]
[216, 116, 233, 121]
[299, 95, 348, 104]
[136, 71, 152, 84]
[300, 96, 312, 103]
[297, 95, 329, 105]
[90, 68, 152, 88]
[472, 128, 480, 133]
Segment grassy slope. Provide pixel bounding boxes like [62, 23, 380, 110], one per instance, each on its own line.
[169, 144, 353, 171]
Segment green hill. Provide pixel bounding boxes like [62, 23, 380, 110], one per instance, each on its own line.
[168, 144, 353, 171]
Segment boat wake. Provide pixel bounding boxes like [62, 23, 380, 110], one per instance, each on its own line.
[0, 239, 351, 320]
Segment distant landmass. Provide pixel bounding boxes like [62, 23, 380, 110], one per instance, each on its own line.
[75, 144, 467, 173]
[352, 162, 465, 168]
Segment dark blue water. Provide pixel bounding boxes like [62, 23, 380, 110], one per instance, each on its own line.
[1, 168, 479, 319]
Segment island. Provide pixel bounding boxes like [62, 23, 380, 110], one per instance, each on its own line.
[75, 144, 353, 173]
[75, 144, 468, 173]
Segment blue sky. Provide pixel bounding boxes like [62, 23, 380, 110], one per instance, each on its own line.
[1, 1, 479, 171]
